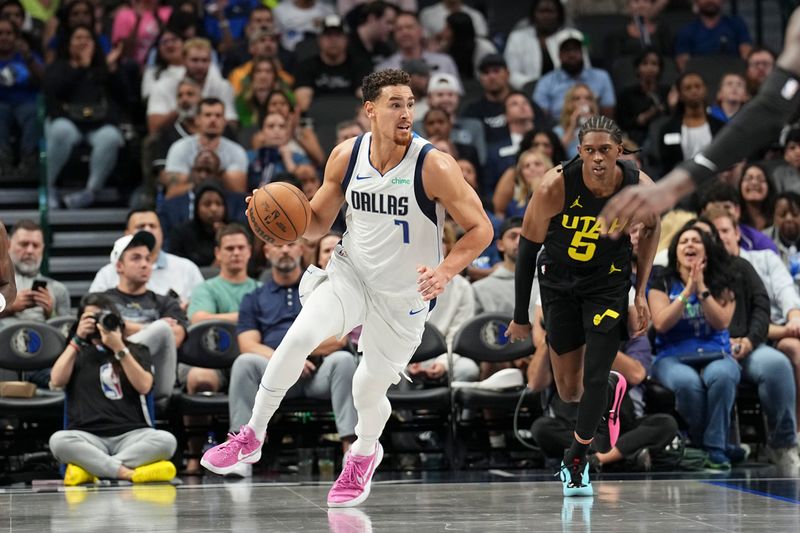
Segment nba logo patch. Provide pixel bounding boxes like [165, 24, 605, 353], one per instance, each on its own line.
[100, 362, 123, 400]
[782, 78, 799, 100]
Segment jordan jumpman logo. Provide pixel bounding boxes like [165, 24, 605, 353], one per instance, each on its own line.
[570, 196, 583, 209]
[609, 263, 622, 274]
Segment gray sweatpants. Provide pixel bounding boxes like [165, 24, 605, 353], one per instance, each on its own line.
[129, 320, 178, 403]
[229, 351, 358, 437]
[49, 427, 177, 479]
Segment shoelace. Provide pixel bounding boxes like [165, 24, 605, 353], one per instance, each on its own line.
[217, 427, 253, 458]
[333, 454, 369, 490]
[555, 459, 587, 488]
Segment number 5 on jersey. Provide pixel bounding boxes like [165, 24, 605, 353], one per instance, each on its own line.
[394, 219, 410, 244]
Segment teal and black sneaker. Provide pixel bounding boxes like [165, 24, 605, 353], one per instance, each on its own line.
[557, 457, 593, 497]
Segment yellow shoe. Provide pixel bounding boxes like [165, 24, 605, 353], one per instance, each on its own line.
[64, 464, 97, 486]
[131, 460, 176, 483]
[131, 484, 177, 505]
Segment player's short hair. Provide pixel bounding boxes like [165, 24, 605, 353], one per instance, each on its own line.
[578, 115, 624, 145]
[362, 69, 411, 104]
[215, 223, 250, 246]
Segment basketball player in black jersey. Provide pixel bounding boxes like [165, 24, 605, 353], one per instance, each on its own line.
[506, 116, 660, 496]
[601, 8, 800, 225]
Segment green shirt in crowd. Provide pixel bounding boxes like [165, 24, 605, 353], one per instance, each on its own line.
[187, 276, 260, 320]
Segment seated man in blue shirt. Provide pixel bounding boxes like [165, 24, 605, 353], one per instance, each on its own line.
[675, 0, 753, 71]
[222, 239, 358, 477]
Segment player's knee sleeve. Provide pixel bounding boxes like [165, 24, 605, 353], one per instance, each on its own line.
[583, 328, 621, 391]
[680, 67, 800, 187]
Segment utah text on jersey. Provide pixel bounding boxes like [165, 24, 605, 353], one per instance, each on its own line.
[560, 214, 628, 262]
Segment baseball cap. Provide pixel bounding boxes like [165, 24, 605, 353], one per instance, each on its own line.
[427, 72, 463, 95]
[401, 58, 431, 76]
[478, 53, 507, 73]
[110, 231, 156, 263]
[320, 14, 346, 34]
[555, 28, 585, 50]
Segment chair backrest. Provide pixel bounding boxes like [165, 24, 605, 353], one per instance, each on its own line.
[47, 316, 77, 339]
[307, 94, 363, 154]
[178, 319, 240, 369]
[408, 323, 447, 364]
[0, 321, 66, 371]
[452, 312, 533, 363]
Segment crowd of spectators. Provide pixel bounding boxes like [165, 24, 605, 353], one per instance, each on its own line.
[4, 0, 800, 481]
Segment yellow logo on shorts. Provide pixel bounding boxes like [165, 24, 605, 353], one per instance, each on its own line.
[592, 308, 620, 326]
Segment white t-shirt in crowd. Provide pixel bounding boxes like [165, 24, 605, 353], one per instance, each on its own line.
[164, 135, 249, 176]
[273, 0, 335, 51]
[147, 64, 237, 122]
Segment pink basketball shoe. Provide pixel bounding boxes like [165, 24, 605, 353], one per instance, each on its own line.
[200, 425, 263, 475]
[327, 443, 384, 508]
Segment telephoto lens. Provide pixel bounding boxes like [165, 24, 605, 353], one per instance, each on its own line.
[96, 311, 122, 332]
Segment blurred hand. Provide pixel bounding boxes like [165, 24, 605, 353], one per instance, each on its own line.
[730, 337, 753, 360]
[632, 292, 650, 336]
[417, 264, 448, 301]
[505, 321, 532, 343]
[301, 359, 316, 378]
[76, 311, 97, 340]
[31, 287, 53, 316]
[425, 362, 446, 380]
[785, 316, 800, 337]
[7, 289, 34, 312]
[98, 322, 125, 353]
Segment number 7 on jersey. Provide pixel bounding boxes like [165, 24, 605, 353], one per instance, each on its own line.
[394, 219, 410, 244]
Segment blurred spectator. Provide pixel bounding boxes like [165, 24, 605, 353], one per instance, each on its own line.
[338, 0, 417, 21]
[111, 0, 172, 68]
[738, 163, 775, 231]
[222, 6, 293, 77]
[1, 0, 44, 54]
[472, 216, 528, 312]
[164, 97, 248, 196]
[0, 17, 43, 180]
[709, 72, 749, 123]
[272, 0, 335, 52]
[225, 239, 358, 476]
[615, 48, 670, 146]
[141, 27, 185, 100]
[45, 0, 112, 64]
[293, 14, 372, 112]
[416, 72, 485, 164]
[566, 0, 667, 19]
[228, 27, 293, 96]
[495, 148, 552, 220]
[90, 209, 204, 304]
[483, 91, 536, 196]
[533, 29, 615, 120]
[103, 231, 188, 404]
[604, 0, 674, 60]
[168, 181, 228, 266]
[700, 181, 778, 253]
[0, 219, 70, 326]
[296, 163, 321, 201]
[234, 57, 290, 130]
[491, 129, 566, 219]
[422, 107, 480, 172]
[674, 0, 752, 72]
[655, 72, 724, 175]
[147, 37, 236, 134]
[44, 25, 126, 210]
[706, 210, 800, 470]
[401, 58, 430, 116]
[248, 112, 311, 188]
[744, 46, 775, 97]
[504, 0, 578, 88]
[148, 78, 202, 183]
[435, 12, 495, 81]
[49, 293, 177, 486]
[376, 10, 459, 80]
[169, 0, 208, 40]
[765, 192, 800, 285]
[648, 224, 739, 469]
[335, 119, 364, 144]
[553, 83, 598, 158]
[348, 0, 397, 67]
[770, 127, 800, 195]
[202, 0, 260, 52]
[257, 89, 325, 166]
[420, 0, 487, 39]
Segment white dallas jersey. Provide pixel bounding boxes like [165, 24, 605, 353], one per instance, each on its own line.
[339, 132, 445, 298]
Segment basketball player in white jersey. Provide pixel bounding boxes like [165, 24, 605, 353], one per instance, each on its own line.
[201, 69, 493, 507]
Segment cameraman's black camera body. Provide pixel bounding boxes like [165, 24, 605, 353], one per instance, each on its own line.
[88, 311, 122, 340]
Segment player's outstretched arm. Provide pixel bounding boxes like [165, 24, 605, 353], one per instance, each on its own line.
[304, 138, 354, 240]
[506, 166, 564, 342]
[630, 171, 660, 336]
[419, 150, 493, 301]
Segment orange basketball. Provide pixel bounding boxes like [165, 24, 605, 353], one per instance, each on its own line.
[247, 182, 312, 245]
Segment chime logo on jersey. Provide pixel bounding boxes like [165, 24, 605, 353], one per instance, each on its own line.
[100, 362, 123, 400]
[350, 190, 409, 216]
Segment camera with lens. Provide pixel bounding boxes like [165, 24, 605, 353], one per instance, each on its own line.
[88, 311, 122, 340]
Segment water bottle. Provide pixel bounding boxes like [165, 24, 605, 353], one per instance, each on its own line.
[202, 432, 218, 454]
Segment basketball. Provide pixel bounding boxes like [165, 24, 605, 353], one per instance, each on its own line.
[247, 182, 312, 245]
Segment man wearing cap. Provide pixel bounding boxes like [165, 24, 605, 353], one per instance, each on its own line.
[533, 29, 616, 120]
[376, 10, 460, 80]
[90, 208, 204, 305]
[348, 1, 397, 67]
[414, 72, 486, 164]
[463, 54, 553, 144]
[293, 14, 373, 112]
[102, 230, 189, 404]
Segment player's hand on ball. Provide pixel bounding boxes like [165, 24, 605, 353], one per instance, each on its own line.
[417, 265, 448, 301]
[505, 321, 532, 342]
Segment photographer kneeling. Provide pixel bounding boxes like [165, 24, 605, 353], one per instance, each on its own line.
[48, 293, 177, 486]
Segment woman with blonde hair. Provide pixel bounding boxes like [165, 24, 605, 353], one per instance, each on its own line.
[505, 148, 553, 219]
[555, 83, 598, 158]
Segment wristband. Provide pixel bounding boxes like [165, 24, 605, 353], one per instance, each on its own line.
[677, 293, 688, 305]
[71, 335, 88, 347]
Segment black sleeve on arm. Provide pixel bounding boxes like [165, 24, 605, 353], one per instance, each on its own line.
[513, 236, 542, 325]
[678, 67, 800, 188]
